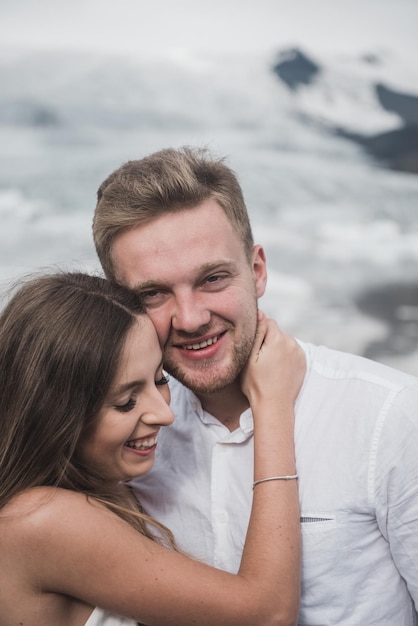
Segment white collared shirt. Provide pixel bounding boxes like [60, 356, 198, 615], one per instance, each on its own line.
[131, 342, 418, 625]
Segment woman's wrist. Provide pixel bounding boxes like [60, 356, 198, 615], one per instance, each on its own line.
[252, 474, 298, 489]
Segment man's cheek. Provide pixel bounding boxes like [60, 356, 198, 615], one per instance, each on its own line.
[148, 310, 171, 347]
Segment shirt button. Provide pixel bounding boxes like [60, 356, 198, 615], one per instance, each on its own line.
[216, 511, 229, 524]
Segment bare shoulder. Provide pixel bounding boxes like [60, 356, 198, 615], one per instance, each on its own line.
[0, 487, 117, 553]
[0, 487, 133, 592]
[0, 486, 64, 530]
[1, 486, 103, 524]
[0, 488, 98, 625]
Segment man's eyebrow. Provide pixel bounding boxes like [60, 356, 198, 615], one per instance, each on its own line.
[199, 260, 236, 273]
[133, 279, 166, 292]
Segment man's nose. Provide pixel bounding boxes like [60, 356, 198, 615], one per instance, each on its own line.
[171, 292, 211, 333]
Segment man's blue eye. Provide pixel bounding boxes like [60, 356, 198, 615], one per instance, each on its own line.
[143, 290, 161, 299]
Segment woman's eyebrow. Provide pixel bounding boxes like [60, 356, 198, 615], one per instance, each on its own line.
[110, 380, 143, 398]
[110, 359, 164, 398]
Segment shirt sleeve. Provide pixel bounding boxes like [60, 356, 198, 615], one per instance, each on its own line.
[374, 384, 418, 610]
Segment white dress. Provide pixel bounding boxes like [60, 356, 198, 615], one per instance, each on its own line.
[85, 607, 138, 626]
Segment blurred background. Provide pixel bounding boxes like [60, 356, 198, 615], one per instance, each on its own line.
[0, 0, 417, 374]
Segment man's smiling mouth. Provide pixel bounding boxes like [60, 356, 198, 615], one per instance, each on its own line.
[184, 335, 220, 350]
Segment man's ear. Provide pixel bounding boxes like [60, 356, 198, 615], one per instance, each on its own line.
[252, 245, 267, 298]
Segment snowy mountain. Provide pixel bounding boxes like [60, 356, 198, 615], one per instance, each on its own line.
[272, 47, 418, 173]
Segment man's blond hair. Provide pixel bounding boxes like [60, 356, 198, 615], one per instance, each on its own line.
[93, 146, 254, 280]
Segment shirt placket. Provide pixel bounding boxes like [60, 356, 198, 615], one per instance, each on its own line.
[210, 411, 254, 571]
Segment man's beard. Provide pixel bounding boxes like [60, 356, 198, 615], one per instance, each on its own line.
[163, 314, 258, 396]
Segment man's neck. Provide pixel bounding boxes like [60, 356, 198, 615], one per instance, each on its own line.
[197, 382, 250, 432]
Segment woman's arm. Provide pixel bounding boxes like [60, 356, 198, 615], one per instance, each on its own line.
[239, 313, 303, 624]
[16, 317, 304, 626]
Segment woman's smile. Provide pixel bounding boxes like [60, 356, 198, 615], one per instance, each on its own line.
[78, 316, 174, 483]
[124, 432, 159, 454]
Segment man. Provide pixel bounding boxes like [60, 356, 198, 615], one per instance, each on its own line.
[93, 146, 418, 625]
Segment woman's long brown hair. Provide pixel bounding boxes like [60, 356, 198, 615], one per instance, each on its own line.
[0, 271, 176, 548]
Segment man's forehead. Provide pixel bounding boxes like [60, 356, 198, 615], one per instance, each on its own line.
[111, 202, 246, 286]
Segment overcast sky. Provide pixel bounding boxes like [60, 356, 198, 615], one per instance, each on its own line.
[1, 0, 417, 60]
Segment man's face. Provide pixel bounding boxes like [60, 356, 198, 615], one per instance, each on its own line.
[111, 199, 267, 396]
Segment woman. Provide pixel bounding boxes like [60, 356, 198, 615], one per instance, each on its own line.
[0, 271, 304, 626]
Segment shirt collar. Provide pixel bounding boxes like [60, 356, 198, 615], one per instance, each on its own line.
[187, 388, 254, 437]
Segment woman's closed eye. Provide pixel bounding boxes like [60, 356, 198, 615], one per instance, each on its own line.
[155, 373, 170, 386]
[115, 397, 136, 413]
[113, 372, 169, 412]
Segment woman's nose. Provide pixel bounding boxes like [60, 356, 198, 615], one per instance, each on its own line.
[142, 388, 174, 427]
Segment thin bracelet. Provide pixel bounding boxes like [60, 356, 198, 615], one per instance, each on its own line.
[252, 474, 298, 490]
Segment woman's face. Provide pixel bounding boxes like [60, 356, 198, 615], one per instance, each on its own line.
[78, 316, 174, 484]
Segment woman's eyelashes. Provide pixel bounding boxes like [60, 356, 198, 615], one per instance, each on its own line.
[115, 397, 136, 413]
[155, 373, 170, 386]
[114, 374, 169, 412]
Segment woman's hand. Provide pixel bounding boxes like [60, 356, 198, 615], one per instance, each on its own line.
[241, 311, 306, 410]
